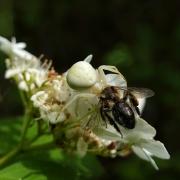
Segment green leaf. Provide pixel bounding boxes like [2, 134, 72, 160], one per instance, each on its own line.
[0, 149, 103, 180]
[0, 161, 47, 180]
[0, 117, 53, 155]
[0, 117, 103, 179]
[0, 117, 22, 155]
[0, 149, 71, 180]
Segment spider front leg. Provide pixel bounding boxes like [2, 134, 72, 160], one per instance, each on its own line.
[98, 65, 126, 87]
[61, 93, 96, 112]
[56, 93, 96, 122]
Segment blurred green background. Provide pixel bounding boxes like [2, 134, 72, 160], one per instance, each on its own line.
[0, 0, 179, 179]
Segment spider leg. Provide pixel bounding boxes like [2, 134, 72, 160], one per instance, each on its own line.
[55, 93, 96, 122]
[61, 93, 96, 112]
[98, 65, 121, 75]
[98, 65, 126, 87]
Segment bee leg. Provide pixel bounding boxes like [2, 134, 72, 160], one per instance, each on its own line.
[129, 94, 140, 115]
[123, 91, 128, 101]
[135, 106, 140, 115]
[104, 111, 123, 138]
[129, 93, 139, 106]
[100, 106, 108, 128]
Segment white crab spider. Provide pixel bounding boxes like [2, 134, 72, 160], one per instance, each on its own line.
[62, 64, 126, 116]
[65, 64, 126, 108]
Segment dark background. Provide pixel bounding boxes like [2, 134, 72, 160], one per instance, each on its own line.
[0, 0, 180, 179]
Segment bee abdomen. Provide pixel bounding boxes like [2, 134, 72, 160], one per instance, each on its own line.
[112, 102, 135, 129]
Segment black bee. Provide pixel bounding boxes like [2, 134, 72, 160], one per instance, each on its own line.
[99, 86, 154, 136]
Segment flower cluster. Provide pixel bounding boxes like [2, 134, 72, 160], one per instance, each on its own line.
[0, 36, 51, 92]
[0, 36, 170, 170]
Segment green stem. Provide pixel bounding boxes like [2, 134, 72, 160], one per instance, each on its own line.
[24, 142, 56, 152]
[19, 90, 28, 108]
[0, 144, 21, 166]
[20, 108, 32, 143]
[0, 141, 55, 167]
[0, 107, 32, 167]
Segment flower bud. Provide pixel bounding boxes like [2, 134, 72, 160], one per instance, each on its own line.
[67, 61, 97, 90]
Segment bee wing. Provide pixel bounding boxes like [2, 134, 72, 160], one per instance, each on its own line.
[127, 87, 155, 98]
[118, 87, 155, 98]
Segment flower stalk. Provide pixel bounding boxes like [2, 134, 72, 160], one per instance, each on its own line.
[0, 109, 55, 166]
[0, 92, 53, 166]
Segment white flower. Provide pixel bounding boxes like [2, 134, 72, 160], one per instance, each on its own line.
[31, 75, 72, 124]
[0, 36, 51, 92]
[0, 36, 38, 62]
[5, 66, 49, 92]
[31, 91, 49, 108]
[93, 117, 170, 169]
[40, 109, 66, 124]
[51, 77, 71, 102]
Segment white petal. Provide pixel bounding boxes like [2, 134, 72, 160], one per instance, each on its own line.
[25, 71, 31, 81]
[0, 36, 12, 54]
[77, 137, 88, 157]
[31, 91, 48, 107]
[122, 118, 156, 142]
[11, 37, 16, 44]
[13, 48, 37, 61]
[5, 68, 22, 78]
[135, 118, 156, 138]
[15, 42, 26, 49]
[47, 112, 59, 124]
[105, 74, 127, 87]
[132, 145, 149, 160]
[132, 145, 159, 170]
[93, 118, 156, 144]
[93, 125, 121, 141]
[143, 148, 159, 170]
[140, 139, 170, 159]
[18, 81, 28, 91]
